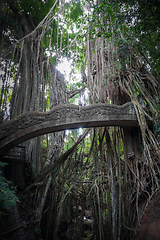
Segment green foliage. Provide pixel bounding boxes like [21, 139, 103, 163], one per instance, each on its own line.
[43, 0, 84, 63]
[113, 0, 160, 73]
[41, 139, 47, 148]
[86, 0, 160, 74]
[69, 0, 83, 22]
[12, 0, 55, 26]
[0, 162, 19, 215]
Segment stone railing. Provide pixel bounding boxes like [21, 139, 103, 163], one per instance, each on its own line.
[0, 102, 137, 156]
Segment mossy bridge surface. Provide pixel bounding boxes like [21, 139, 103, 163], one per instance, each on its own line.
[0, 102, 138, 156]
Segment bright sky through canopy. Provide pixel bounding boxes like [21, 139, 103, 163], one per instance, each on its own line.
[57, 57, 81, 84]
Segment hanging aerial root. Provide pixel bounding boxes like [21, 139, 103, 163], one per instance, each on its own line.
[35, 173, 52, 221]
[121, 70, 160, 190]
[54, 184, 74, 236]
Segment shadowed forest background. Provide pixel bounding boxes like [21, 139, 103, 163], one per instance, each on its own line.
[0, 0, 160, 239]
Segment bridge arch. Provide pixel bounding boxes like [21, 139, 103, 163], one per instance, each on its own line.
[0, 102, 138, 156]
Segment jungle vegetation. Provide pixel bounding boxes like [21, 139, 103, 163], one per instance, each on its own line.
[0, 0, 160, 239]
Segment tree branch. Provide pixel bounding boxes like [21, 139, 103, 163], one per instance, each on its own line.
[39, 128, 91, 177]
[67, 86, 86, 99]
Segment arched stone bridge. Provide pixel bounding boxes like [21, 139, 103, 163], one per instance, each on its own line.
[0, 102, 138, 156]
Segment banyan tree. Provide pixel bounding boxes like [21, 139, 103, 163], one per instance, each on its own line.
[0, 0, 160, 239]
